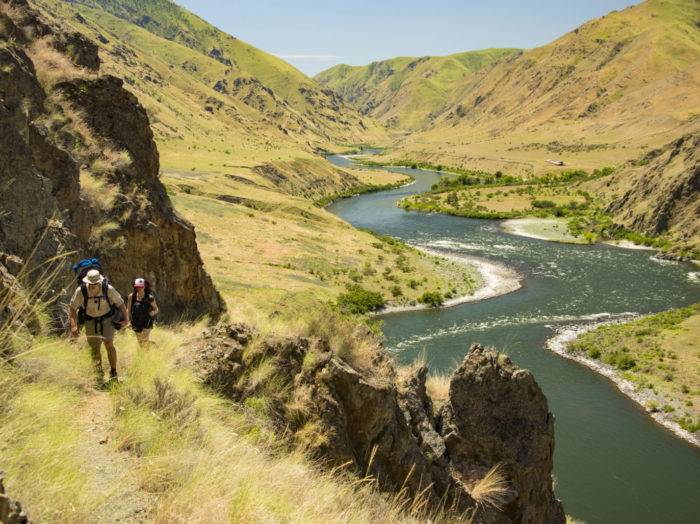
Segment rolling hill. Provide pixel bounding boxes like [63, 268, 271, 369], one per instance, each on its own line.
[315, 48, 519, 130]
[319, 0, 700, 178]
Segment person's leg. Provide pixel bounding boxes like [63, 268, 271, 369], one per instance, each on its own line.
[136, 329, 151, 347]
[102, 322, 118, 379]
[85, 320, 103, 382]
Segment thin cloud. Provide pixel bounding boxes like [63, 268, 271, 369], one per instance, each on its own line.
[275, 54, 342, 61]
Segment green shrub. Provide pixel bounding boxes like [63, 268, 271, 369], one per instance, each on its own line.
[532, 199, 556, 209]
[418, 291, 443, 308]
[615, 353, 636, 371]
[587, 348, 601, 359]
[678, 417, 700, 433]
[337, 286, 385, 314]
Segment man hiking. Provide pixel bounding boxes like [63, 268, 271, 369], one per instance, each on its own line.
[68, 269, 128, 383]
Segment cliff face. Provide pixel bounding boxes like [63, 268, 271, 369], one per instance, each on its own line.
[195, 324, 565, 523]
[0, 0, 223, 321]
[592, 133, 699, 251]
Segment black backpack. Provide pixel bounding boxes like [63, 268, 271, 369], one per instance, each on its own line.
[130, 283, 156, 330]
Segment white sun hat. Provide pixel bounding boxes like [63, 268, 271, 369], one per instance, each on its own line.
[83, 269, 104, 285]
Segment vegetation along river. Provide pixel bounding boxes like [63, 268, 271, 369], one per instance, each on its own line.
[326, 154, 700, 524]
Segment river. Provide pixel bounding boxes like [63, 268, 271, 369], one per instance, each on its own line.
[326, 154, 700, 523]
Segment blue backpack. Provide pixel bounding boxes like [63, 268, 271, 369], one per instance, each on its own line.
[72, 258, 102, 283]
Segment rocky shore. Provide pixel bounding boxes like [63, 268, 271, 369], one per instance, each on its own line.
[546, 319, 700, 447]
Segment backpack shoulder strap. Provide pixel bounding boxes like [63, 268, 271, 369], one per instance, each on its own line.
[80, 283, 88, 309]
[102, 280, 113, 308]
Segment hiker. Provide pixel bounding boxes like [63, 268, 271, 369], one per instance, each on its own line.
[68, 269, 128, 382]
[127, 277, 158, 346]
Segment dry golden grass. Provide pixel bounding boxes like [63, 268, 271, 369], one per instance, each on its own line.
[3, 315, 469, 523]
[470, 464, 511, 512]
[44, 93, 100, 153]
[27, 37, 91, 88]
[0, 1, 23, 20]
[79, 169, 118, 211]
[426, 373, 451, 405]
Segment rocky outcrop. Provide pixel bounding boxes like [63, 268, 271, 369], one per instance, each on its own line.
[0, 473, 29, 524]
[0, 0, 223, 322]
[439, 346, 564, 523]
[194, 325, 564, 522]
[597, 133, 699, 250]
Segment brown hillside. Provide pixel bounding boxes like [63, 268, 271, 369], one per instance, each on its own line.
[589, 132, 699, 251]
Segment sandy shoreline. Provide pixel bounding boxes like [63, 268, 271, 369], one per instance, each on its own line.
[378, 248, 522, 315]
[603, 240, 656, 251]
[501, 217, 586, 244]
[546, 319, 700, 448]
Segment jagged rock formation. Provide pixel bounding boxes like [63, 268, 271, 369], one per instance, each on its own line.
[592, 133, 700, 251]
[0, 473, 29, 524]
[194, 324, 564, 522]
[0, 0, 223, 321]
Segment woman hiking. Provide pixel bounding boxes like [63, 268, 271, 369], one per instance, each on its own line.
[127, 278, 158, 346]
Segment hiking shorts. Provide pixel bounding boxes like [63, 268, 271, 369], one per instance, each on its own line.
[84, 318, 115, 350]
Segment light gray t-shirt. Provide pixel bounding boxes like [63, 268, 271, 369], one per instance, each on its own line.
[70, 283, 124, 317]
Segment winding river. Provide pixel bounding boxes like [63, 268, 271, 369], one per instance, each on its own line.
[326, 154, 700, 523]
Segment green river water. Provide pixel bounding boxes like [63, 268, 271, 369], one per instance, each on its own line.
[327, 154, 700, 523]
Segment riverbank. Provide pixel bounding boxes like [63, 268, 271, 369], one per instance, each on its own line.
[501, 218, 586, 244]
[316, 174, 414, 207]
[378, 249, 522, 315]
[546, 317, 700, 448]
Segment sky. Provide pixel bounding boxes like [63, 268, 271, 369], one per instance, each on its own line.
[176, 0, 640, 77]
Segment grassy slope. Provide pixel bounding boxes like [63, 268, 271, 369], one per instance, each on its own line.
[567, 305, 700, 433]
[0, 326, 443, 523]
[164, 168, 480, 320]
[390, 0, 700, 174]
[61, 0, 387, 148]
[315, 48, 519, 130]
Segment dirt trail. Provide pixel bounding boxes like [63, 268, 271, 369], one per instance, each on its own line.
[77, 390, 152, 523]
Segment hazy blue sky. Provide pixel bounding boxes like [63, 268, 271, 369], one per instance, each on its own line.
[176, 0, 639, 76]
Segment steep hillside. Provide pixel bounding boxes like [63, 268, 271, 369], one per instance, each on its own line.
[589, 132, 699, 252]
[31, 0, 387, 195]
[0, 0, 222, 320]
[316, 49, 519, 130]
[64, 0, 384, 147]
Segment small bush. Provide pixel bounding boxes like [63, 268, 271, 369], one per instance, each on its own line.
[532, 199, 556, 209]
[418, 291, 443, 308]
[615, 353, 636, 371]
[587, 348, 601, 359]
[337, 286, 385, 314]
